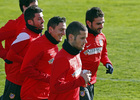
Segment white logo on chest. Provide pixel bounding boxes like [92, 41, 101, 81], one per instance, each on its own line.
[72, 67, 81, 77]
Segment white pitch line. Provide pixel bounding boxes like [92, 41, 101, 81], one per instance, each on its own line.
[97, 77, 140, 82]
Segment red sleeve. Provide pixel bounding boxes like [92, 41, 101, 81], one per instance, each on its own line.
[0, 20, 17, 59]
[100, 37, 112, 66]
[0, 20, 17, 35]
[20, 45, 50, 83]
[0, 42, 7, 60]
[50, 58, 85, 94]
[6, 33, 30, 63]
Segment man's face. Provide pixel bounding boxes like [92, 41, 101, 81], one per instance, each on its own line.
[31, 12, 44, 30]
[90, 17, 105, 34]
[71, 30, 88, 51]
[50, 22, 66, 42]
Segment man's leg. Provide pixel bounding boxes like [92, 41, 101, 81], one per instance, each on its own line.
[87, 84, 94, 100]
[80, 84, 94, 100]
[0, 79, 8, 100]
[0, 95, 3, 100]
[1, 79, 21, 100]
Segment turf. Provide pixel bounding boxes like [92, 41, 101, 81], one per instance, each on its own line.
[0, 0, 140, 99]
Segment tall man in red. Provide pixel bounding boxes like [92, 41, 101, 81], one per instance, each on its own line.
[80, 7, 114, 100]
[1, 5, 44, 100]
[0, 0, 38, 99]
[20, 16, 66, 100]
[49, 21, 91, 100]
[0, 0, 38, 62]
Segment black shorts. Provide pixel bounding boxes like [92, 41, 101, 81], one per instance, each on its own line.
[0, 79, 21, 100]
[80, 84, 94, 100]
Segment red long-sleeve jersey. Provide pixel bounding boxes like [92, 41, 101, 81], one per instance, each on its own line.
[5, 27, 41, 85]
[0, 14, 25, 77]
[0, 14, 25, 60]
[49, 48, 85, 100]
[80, 33, 112, 84]
[20, 34, 58, 100]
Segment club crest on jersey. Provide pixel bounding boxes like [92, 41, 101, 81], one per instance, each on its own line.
[9, 93, 15, 99]
[99, 39, 103, 46]
[80, 91, 85, 97]
[72, 67, 81, 77]
[48, 58, 54, 64]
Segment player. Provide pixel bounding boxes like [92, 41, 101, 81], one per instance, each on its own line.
[49, 21, 91, 100]
[0, 0, 38, 99]
[0, 0, 38, 61]
[80, 7, 114, 100]
[1, 5, 44, 100]
[20, 16, 66, 100]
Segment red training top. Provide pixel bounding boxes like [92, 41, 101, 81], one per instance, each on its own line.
[6, 27, 41, 85]
[20, 33, 58, 100]
[0, 14, 25, 60]
[49, 48, 85, 100]
[80, 33, 112, 84]
[0, 14, 25, 75]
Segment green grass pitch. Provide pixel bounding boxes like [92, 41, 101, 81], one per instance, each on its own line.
[0, 0, 140, 99]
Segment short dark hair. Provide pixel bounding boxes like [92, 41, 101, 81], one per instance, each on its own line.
[19, 0, 38, 12]
[47, 16, 66, 30]
[24, 5, 43, 24]
[86, 7, 104, 23]
[66, 21, 87, 40]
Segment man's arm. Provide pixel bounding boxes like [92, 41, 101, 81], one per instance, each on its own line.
[0, 42, 7, 60]
[100, 36, 113, 74]
[50, 58, 85, 94]
[20, 50, 50, 83]
[0, 20, 17, 60]
[6, 32, 30, 63]
[100, 36, 112, 65]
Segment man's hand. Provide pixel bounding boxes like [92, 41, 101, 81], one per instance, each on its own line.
[106, 63, 113, 74]
[80, 70, 91, 84]
[5, 59, 13, 64]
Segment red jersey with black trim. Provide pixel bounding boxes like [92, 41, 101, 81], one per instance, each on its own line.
[80, 33, 112, 84]
[6, 27, 41, 85]
[20, 34, 58, 100]
[49, 48, 85, 100]
[0, 14, 25, 60]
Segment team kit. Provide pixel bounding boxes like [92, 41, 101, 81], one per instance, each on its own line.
[0, 0, 113, 100]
